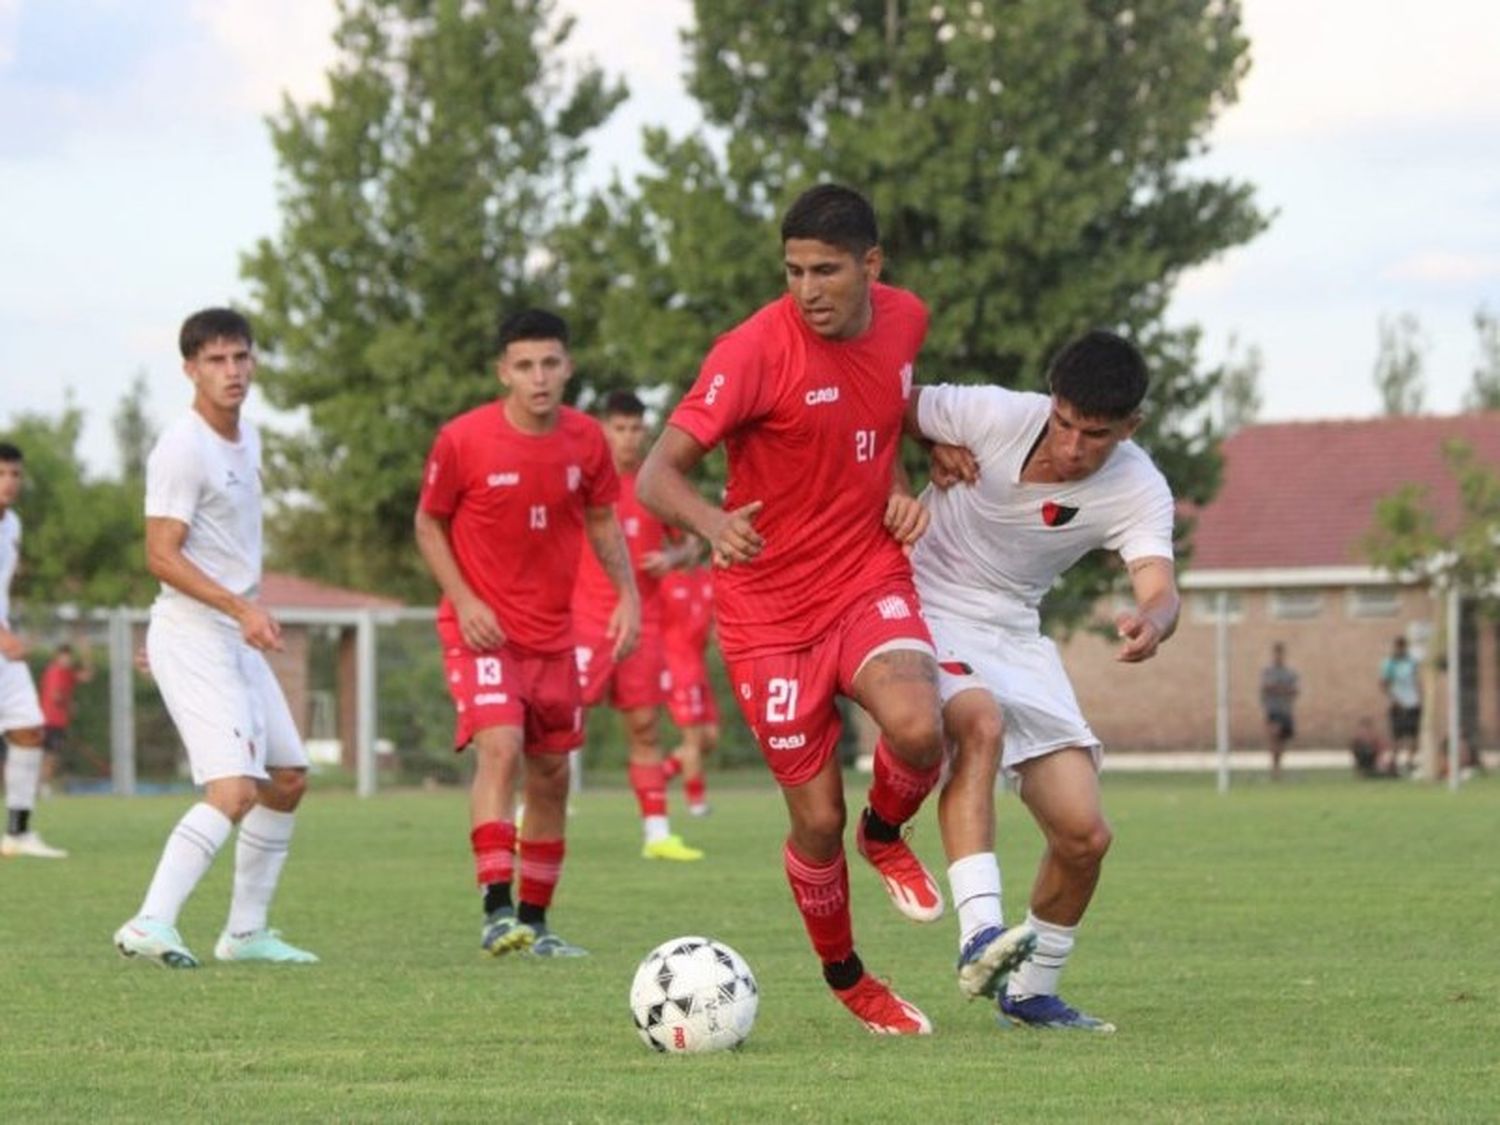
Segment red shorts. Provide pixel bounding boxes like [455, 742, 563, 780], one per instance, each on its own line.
[439, 624, 583, 755]
[575, 626, 667, 711]
[665, 652, 719, 727]
[725, 579, 933, 788]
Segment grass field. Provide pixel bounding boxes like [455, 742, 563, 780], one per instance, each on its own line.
[1, 771, 1496, 1123]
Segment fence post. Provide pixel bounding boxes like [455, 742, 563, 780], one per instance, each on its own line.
[108, 607, 136, 796]
[1215, 590, 1231, 795]
[356, 609, 377, 798]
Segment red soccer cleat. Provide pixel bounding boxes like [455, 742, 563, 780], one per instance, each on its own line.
[833, 973, 933, 1035]
[856, 811, 944, 922]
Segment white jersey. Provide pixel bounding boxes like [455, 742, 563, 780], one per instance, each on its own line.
[145, 411, 264, 626]
[912, 384, 1174, 634]
[0, 508, 18, 629]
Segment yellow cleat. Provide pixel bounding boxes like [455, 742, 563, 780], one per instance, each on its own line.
[641, 834, 705, 862]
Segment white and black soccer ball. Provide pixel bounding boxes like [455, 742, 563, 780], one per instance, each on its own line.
[629, 936, 759, 1053]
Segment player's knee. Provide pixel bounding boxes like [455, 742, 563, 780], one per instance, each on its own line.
[955, 711, 1003, 767]
[794, 804, 846, 848]
[528, 754, 570, 797]
[265, 768, 308, 809]
[8, 726, 44, 748]
[882, 711, 946, 770]
[1056, 819, 1112, 868]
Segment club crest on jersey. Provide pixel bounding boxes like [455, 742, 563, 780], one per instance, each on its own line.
[876, 594, 911, 620]
[567, 465, 582, 491]
[1041, 501, 1079, 528]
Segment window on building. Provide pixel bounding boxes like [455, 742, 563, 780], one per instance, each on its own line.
[1190, 591, 1243, 624]
[1346, 586, 1400, 618]
[1269, 589, 1324, 620]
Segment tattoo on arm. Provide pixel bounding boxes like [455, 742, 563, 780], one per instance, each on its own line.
[588, 516, 637, 595]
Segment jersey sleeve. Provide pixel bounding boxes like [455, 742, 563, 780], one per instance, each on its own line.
[418, 428, 463, 518]
[668, 327, 780, 450]
[916, 384, 1024, 458]
[145, 428, 202, 524]
[582, 424, 621, 508]
[1107, 466, 1177, 562]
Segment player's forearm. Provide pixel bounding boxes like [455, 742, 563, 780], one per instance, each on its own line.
[147, 546, 257, 622]
[414, 513, 483, 609]
[636, 459, 721, 543]
[586, 513, 641, 607]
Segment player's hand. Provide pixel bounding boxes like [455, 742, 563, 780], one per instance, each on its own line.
[237, 603, 285, 653]
[0, 629, 26, 661]
[639, 549, 673, 579]
[1114, 611, 1162, 663]
[709, 500, 765, 568]
[606, 594, 641, 662]
[883, 493, 929, 551]
[930, 443, 980, 489]
[455, 594, 506, 651]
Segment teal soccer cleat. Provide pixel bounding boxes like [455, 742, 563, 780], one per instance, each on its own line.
[114, 917, 200, 969]
[214, 929, 320, 964]
[528, 926, 589, 958]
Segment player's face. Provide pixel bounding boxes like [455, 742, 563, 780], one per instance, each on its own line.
[498, 338, 572, 427]
[603, 412, 649, 472]
[184, 336, 254, 412]
[1045, 397, 1140, 481]
[0, 459, 22, 510]
[783, 239, 882, 340]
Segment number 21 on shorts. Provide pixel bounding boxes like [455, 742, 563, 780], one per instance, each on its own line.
[766, 677, 799, 723]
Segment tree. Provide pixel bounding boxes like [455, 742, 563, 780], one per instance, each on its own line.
[242, 0, 625, 597]
[1217, 334, 1263, 433]
[1464, 305, 1500, 411]
[1373, 312, 1427, 416]
[562, 0, 1266, 618]
[113, 369, 158, 485]
[1363, 439, 1500, 780]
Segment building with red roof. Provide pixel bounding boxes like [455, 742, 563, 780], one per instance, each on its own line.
[1057, 413, 1500, 755]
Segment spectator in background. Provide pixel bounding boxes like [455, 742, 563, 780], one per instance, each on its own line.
[1349, 716, 1396, 779]
[1380, 636, 1422, 776]
[1260, 642, 1299, 781]
[40, 642, 93, 791]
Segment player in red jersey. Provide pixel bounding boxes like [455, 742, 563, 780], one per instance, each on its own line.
[415, 309, 640, 960]
[572, 389, 703, 861]
[637, 184, 949, 1035]
[659, 556, 718, 816]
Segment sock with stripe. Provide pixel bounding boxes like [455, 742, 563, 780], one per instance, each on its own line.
[139, 802, 233, 926]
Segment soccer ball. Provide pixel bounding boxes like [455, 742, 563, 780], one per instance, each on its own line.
[629, 936, 759, 1053]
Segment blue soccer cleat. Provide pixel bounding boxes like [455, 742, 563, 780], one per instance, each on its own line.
[480, 909, 536, 957]
[998, 992, 1116, 1033]
[214, 929, 320, 964]
[956, 923, 1037, 1000]
[114, 917, 199, 969]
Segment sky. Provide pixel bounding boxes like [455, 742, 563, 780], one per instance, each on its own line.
[2, 0, 1498, 474]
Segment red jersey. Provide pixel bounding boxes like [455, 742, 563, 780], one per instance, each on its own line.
[661, 565, 713, 662]
[572, 469, 668, 632]
[40, 661, 79, 727]
[668, 284, 927, 658]
[419, 402, 618, 654]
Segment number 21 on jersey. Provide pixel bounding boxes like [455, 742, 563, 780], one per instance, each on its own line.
[855, 429, 877, 462]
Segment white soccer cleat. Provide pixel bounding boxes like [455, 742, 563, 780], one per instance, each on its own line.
[1, 831, 69, 859]
[114, 917, 200, 969]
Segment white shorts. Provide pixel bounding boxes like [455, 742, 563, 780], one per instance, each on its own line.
[147, 608, 307, 785]
[927, 613, 1101, 775]
[0, 658, 44, 733]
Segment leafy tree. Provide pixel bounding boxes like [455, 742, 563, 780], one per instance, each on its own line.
[1464, 305, 1500, 411]
[243, 0, 625, 597]
[1, 405, 151, 607]
[1218, 334, 1262, 433]
[1373, 311, 1427, 416]
[562, 0, 1266, 620]
[1364, 439, 1500, 779]
[113, 369, 158, 485]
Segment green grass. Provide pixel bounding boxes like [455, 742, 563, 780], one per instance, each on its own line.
[2, 773, 1497, 1123]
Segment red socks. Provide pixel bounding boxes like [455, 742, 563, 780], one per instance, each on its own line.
[783, 841, 854, 964]
[470, 820, 516, 887]
[867, 737, 941, 828]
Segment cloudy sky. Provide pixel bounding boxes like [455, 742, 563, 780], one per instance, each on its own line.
[2, 0, 1498, 473]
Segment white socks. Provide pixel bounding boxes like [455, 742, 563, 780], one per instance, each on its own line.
[1007, 910, 1077, 999]
[227, 805, 297, 936]
[948, 852, 1004, 952]
[4, 745, 43, 814]
[643, 814, 670, 844]
[140, 803, 233, 925]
